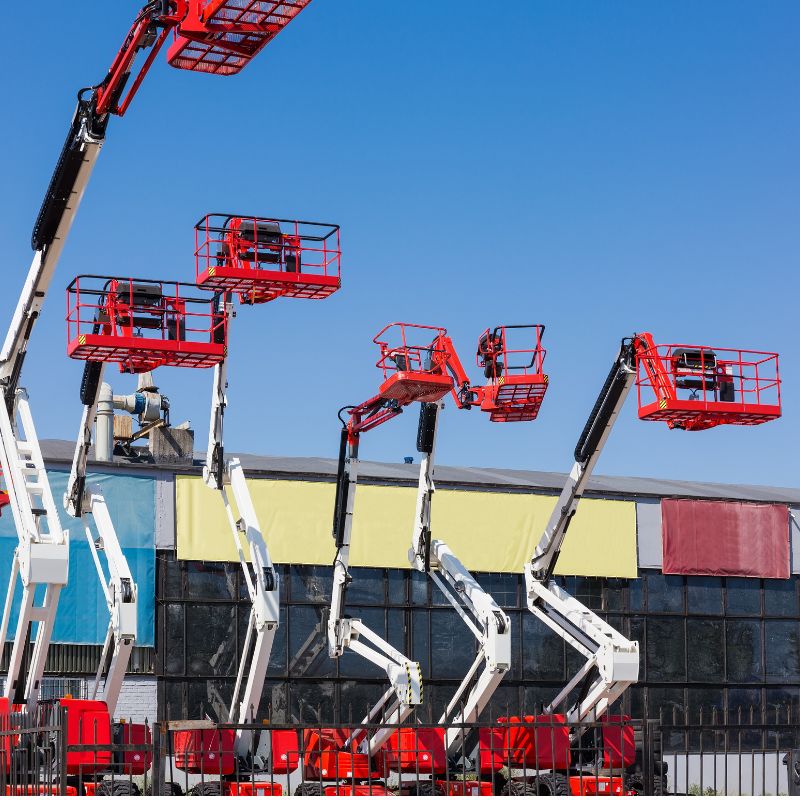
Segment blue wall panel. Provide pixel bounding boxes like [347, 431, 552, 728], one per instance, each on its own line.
[0, 469, 155, 646]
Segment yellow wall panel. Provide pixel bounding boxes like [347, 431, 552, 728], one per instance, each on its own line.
[175, 475, 637, 578]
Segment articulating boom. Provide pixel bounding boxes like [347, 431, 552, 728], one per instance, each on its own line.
[408, 400, 511, 756]
[329, 324, 460, 753]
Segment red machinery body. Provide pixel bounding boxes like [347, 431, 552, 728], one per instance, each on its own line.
[66, 276, 227, 374]
[497, 714, 571, 771]
[475, 325, 548, 422]
[168, 0, 313, 75]
[375, 727, 447, 774]
[303, 729, 380, 783]
[569, 775, 628, 796]
[60, 699, 113, 776]
[114, 722, 152, 776]
[600, 716, 636, 770]
[635, 338, 781, 431]
[195, 214, 341, 303]
[174, 727, 237, 776]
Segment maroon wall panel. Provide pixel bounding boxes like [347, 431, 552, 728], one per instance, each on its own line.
[661, 499, 789, 578]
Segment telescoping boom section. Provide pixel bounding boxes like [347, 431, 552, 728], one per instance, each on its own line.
[0, 0, 313, 716]
[526, 333, 781, 728]
[407, 325, 548, 757]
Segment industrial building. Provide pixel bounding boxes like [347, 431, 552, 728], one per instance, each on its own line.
[4, 440, 796, 731]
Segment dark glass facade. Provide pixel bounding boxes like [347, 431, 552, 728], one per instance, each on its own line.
[156, 552, 800, 723]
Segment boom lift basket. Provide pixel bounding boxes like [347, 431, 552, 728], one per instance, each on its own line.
[67, 275, 227, 374]
[477, 325, 548, 422]
[372, 323, 455, 406]
[195, 214, 341, 303]
[167, 0, 313, 75]
[636, 342, 781, 431]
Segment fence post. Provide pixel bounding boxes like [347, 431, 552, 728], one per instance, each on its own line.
[152, 721, 165, 797]
[58, 704, 68, 797]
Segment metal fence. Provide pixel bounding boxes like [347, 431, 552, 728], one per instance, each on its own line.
[652, 705, 800, 796]
[0, 704, 797, 795]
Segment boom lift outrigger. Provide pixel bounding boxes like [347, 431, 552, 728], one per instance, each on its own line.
[0, 1, 313, 711]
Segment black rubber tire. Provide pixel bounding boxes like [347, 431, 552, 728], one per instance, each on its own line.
[188, 781, 223, 796]
[501, 780, 538, 796]
[625, 772, 667, 795]
[161, 782, 184, 796]
[95, 780, 140, 796]
[415, 781, 445, 796]
[533, 773, 569, 796]
[294, 782, 324, 796]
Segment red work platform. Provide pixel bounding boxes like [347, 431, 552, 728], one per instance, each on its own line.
[373, 323, 454, 405]
[168, 0, 312, 75]
[636, 342, 781, 431]
[196, 214, 341, 303]
[67, 276, 227, 374]
[477, 325, 549, 422]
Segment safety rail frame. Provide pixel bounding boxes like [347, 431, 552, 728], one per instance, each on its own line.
[66, 275, 227, 373]
[636, 343, 781, 430]
[168, 0, 314, 75]
[195, 213, 341, 303]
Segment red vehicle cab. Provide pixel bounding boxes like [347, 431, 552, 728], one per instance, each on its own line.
[195, 214, 341, 304]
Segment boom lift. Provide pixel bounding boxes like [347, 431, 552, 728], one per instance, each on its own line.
[171, 213, 341, 790]
[407, 326, 549, 759]
[0, 1, 313, 712]
[326, 324, 548, 775]
[64, 276, 228, 719]
[328, 323, 456, 762]
[525, 333, 781, 729]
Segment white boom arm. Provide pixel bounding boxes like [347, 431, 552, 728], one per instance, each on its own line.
[329, 430, 423, 755]
[222, 458, 279, 759]
[524, 339, 644, 724]
[0, 391, 69, 709]
[84, 488, 137, 717]
[63, 360, 143, 716]
[408, 401, 510, 755]
[203, 306, 279, 762]
[0, 104, 107, 707]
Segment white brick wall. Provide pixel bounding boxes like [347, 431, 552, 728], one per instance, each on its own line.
[113, 676, 158, 723]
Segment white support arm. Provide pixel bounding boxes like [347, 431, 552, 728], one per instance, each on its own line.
[84, 487, 137, 717]
[0, 391, 68, 708]
[409, 400, 511, 755]
[524, 340, 641, 726]
[525, 578, 638, 724]
[328, 435, 423, 753]
[223, 458, 279, 760]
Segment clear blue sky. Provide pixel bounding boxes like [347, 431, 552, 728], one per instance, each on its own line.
[0, 2, 797, 487]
